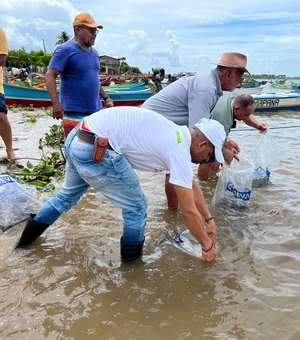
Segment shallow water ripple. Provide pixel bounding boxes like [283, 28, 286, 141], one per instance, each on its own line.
[0, 110, 300, 339]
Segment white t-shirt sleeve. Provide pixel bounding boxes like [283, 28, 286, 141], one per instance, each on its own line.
[168, 151, 193, 189]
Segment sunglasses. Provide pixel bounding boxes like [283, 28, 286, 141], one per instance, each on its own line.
[77, 26, 99, 34]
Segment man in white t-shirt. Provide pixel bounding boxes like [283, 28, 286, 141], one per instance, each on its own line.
[15, 106, 226, 263]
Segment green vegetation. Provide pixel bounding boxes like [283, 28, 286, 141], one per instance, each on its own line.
[7, 48, 52, 69]
[55, 31, 71, 45]
[118, 57, 142, 75]
[246, 74, 287, 79]
[5, 112, 66, 192]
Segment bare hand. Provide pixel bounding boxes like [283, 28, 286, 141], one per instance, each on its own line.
[201, 244, 216, 262]
[52, 102, 64, 120]
[103, 98, 114, 108]
[223, 147, 239, 164]
[258, 123, 268, 133]
[226, 138, 240, 153]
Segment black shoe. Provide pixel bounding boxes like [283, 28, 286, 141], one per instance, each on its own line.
[15, 214, 49, 249]
[120, 236, 144, 261]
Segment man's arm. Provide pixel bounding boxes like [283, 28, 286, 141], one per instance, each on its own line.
[198, 162, 220, 181]
[174, 182, 216, 262]
[243, 114, 268, 132]
[100, 86, 113, 108]
[191, 179, 217, 245]
[45, 67, 63, 120]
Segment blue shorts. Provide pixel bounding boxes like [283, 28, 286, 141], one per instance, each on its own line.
[0, 93, 8, 114]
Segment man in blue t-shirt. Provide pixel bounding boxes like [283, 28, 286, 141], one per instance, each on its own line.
[46, 12, 113, 136]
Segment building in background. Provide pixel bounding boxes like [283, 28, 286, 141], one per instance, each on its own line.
[100, 55, 121, 75]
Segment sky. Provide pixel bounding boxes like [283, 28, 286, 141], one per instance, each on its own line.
[1, 0, 300, 76]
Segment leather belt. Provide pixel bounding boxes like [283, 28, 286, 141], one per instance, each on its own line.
[75, 126, 112, 150]
[76, 128, 97, 144]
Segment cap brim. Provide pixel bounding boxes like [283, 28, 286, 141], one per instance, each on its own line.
[215, 147, 225, 163]
[85, 23, 103, 29]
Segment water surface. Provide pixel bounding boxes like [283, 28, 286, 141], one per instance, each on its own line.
[0, 109, 299, 339]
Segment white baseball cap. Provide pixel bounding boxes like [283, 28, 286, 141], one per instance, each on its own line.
[194, 118, 226, 163]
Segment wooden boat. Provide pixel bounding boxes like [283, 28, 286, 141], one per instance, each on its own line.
[252, 90, 300, 111]
[290, 81, 300, 90]
[100, 76, 126, 86]
[102, 78, 151, 92]
[239, 78, 262, 88]
[106, 88, 154, 106]
[3, 82, 155, 108]
[4, 83, 53, 107]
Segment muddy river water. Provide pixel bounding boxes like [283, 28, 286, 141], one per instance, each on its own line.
[0, 108, 300, 339]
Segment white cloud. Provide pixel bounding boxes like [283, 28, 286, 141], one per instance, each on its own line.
[1, 0, 300, 75]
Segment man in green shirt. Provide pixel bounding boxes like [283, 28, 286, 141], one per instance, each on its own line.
[198, 92, 268, 180]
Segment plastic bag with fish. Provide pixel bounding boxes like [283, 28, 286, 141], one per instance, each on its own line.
[212, 159, 255, 208]
[250, 132, 282, 187]
[172, 229, 202, 258]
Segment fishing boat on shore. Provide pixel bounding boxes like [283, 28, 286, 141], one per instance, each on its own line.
[252, 90, 300, 112]
[290, 81, 300, 90]
[239, 78, 262, 89]
[4, 83, 53, 107]
[4, 80, 155, 107]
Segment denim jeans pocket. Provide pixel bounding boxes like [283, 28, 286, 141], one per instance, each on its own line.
[70, 137, 94, 162]
[109, 152, 140, 187]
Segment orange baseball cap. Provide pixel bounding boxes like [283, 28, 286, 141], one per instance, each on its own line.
[73, 12, 103, 29]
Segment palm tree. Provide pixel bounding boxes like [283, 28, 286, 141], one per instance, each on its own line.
[55, 31, 71, 45]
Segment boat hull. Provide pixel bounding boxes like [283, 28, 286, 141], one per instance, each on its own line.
[253, 92, 300, 112]
[4, 84, 53, 107]
[4, 83, 154, 108]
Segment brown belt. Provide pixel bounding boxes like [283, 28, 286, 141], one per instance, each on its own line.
[76, 128, 97, 144]
[75, 127, 112, 149]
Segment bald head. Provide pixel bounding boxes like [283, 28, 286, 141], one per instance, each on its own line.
[233, 94, 255, 108]
[232, 94, 256, 120]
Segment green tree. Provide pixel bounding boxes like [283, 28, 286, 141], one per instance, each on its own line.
[120, 61, 141, 75]
[55, 31, 71, 45]
[130, 66, 142, 74]
[7, 49, 53, 69]
[7, 47, 28, 68]
[120, 61, 130, 74]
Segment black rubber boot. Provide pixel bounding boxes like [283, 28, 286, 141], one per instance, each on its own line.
[15, 214, 49, 249]
[120, 237, 144, 261]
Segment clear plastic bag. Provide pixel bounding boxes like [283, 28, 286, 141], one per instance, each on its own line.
[172, 229, 202, 258]
[212, 159, 255, 208]
[250, 132, 282, 188]
[0, 175, 41, 231]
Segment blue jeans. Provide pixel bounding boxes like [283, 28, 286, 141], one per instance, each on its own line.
[36, 129, 147, 243]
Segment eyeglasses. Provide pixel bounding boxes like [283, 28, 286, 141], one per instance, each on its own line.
[77, 26, 99, 34]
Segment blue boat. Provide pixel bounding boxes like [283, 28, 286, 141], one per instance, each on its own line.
[252, 91, 300, 111]
[4, 83, 53, 107]
[4, 82, 155, 107]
